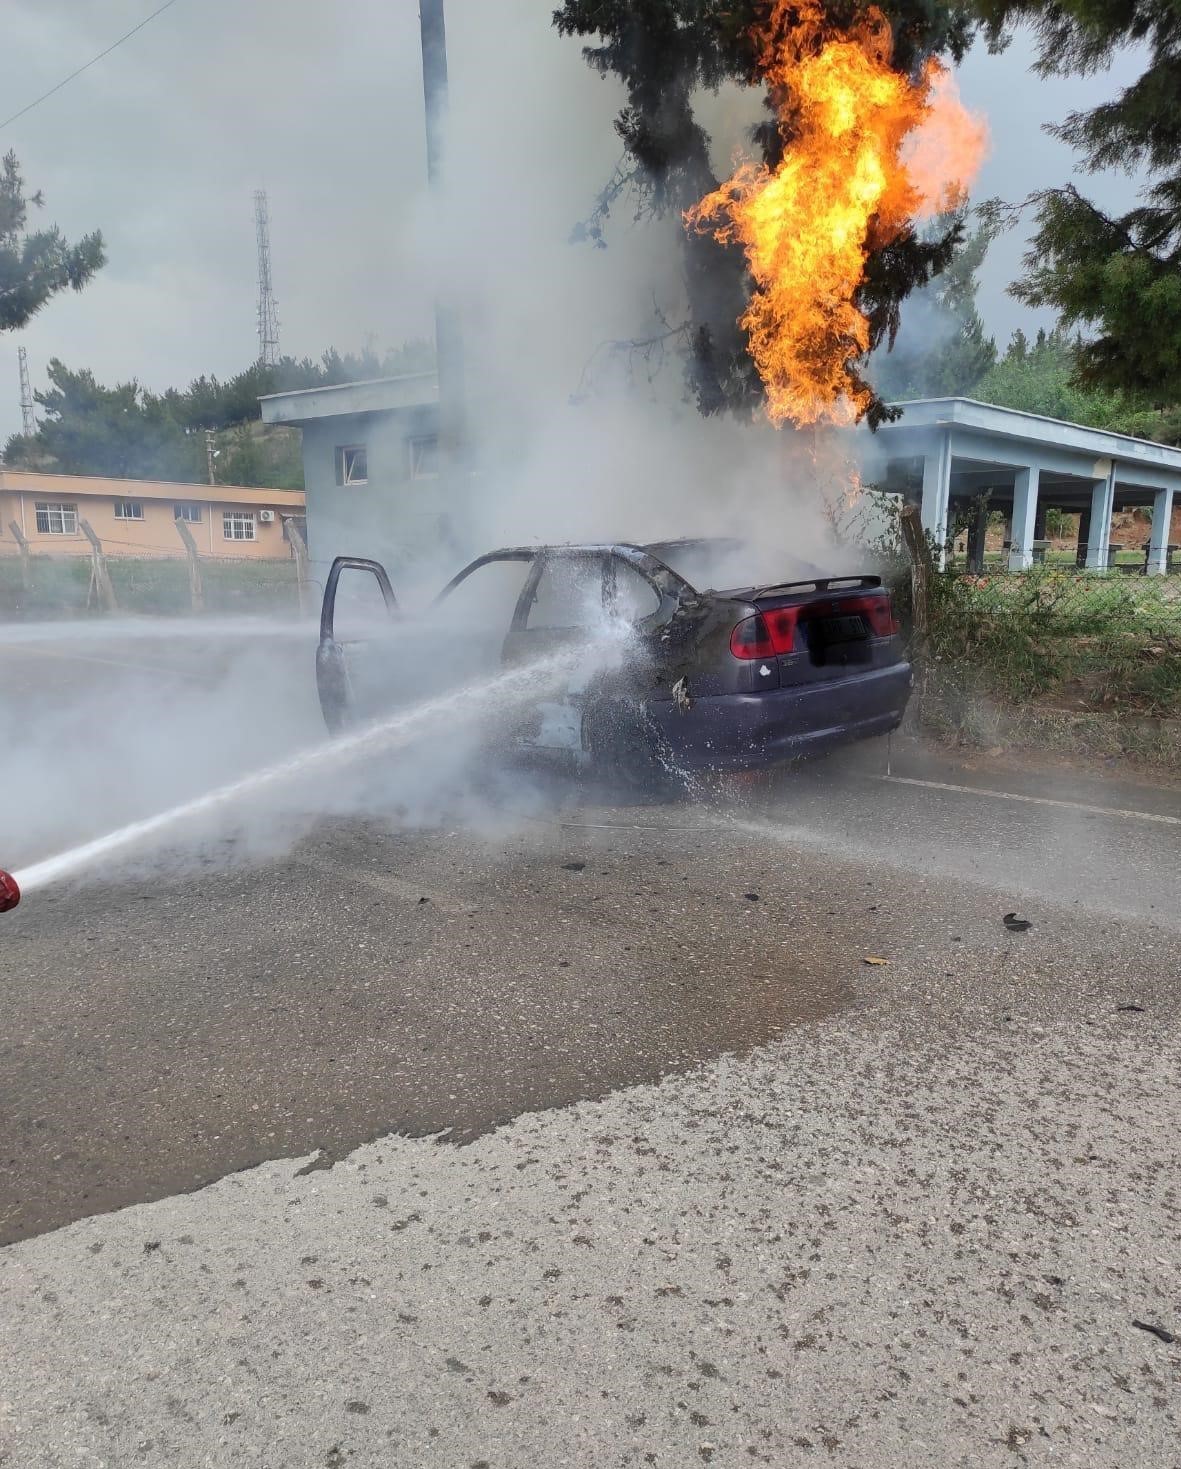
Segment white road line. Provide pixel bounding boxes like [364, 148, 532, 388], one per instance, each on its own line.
[553, 820, 722, 832]
[874, 774, 1181, 827]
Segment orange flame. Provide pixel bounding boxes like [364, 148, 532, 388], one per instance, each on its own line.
[686, 1, 987, 427]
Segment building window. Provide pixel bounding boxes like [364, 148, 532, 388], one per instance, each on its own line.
[174, 503, 202, 523]
[114, 500, 144, 520]
[336, 445, 368, 485]
[34, 502, 78, 536]
[408, 434, 438, 479]
[223, 511, 256, 542]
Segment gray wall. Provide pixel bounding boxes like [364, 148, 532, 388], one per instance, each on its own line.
[301, 404, 445, 580]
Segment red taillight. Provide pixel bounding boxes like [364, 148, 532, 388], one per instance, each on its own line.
[730, 607, 799, 659]
[834, 593, 898, 637]
[731, 593, 896, 660]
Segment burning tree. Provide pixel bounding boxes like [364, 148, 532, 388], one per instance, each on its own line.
[554, 0, 985, 428]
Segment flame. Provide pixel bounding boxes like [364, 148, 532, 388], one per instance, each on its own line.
[685, 1, 986, 427]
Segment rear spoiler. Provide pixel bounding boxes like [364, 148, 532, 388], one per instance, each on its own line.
[751, 574, 883, 600]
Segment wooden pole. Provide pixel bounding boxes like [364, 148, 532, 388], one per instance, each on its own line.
[900, 499, 934, 652]
[284, 516, 312, 618]
[8, 520, 31, 589]
[174, 515, 205, 612]
[78, 518, 118, 612]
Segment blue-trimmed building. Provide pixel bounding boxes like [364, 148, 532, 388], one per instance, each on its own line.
[859, 398, 1181, 572]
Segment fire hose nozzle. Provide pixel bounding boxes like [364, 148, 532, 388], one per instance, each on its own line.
[0, 871, 20, 912]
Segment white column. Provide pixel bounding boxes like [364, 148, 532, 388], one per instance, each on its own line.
[1146, 487, 1175, 575]
[919, 430, 952, 570]
[1085, 465, 1116, 571]
[1007, 465, 1040, 572]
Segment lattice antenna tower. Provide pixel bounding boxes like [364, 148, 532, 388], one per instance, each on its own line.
[17, 346, 36, 435]
[253, 189, 280, 367]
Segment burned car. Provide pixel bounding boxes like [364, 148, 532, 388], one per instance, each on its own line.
[315, 538, 911, 787]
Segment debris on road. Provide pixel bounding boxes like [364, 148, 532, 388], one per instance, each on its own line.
[743, 892, 759, 902]
[1132, 1319, 1177, 1344]
[1116, 1003, 1146, 1013]
[1003, 912, 1033, 932]
[863, 956, 889, 966]
[562, 861, 586, 872]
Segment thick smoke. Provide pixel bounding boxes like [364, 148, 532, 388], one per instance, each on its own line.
[2, 3, 882, 888]
[408, 2, 860, 577]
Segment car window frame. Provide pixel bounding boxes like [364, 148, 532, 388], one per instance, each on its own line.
[430, 550, 539, 630]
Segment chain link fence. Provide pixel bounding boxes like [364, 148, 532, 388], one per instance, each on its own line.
[926, 570, 1181, 713]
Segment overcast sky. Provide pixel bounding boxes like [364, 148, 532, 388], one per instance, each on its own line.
[0, 0, 1151, 444]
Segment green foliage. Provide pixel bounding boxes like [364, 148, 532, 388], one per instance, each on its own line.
[553, 0, 980, 425]
[976, 326, 1134, 426]
[972, 325, 1181, 438]
[0, 151, 105, 332]
[976, 0, 1181, 401]
[1043, 506, 1074, 537]
[0, 554, 299, 619]
[7, 359, 204, 481]
[218, 422, 305, 492]
[3, 341, 435, 485]
[159, 340, 436, 433]
[871, 213, 997, 399]
[928, 568, 1181, 714]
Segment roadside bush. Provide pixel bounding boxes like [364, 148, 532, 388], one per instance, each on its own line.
[926, 569, 1181, 715]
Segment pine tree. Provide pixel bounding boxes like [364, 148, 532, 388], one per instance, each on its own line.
[0, 152, 105, 332]
[553, 0, 979, 425]
[973, 325, 1171, 437]
[870, 214, 997, 399]
[976, 0, 1181, 400]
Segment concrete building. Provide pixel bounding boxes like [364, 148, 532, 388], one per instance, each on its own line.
[259, 375, 441, 575]
[0, 469, 305, 562]
[860, 399, 1181, 573]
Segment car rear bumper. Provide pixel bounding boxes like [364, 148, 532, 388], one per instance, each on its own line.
[647, 662, 912, 771]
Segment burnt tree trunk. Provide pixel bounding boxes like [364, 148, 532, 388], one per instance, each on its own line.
[900, 500, 933, 651]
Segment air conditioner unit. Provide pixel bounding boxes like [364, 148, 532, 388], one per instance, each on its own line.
[258, 509, 275, 523]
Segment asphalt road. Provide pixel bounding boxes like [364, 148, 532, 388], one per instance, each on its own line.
[1, 625, 1179, 1466]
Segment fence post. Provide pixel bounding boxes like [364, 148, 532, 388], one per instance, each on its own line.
[174, 515, 205, 612]
[284, 516, 313, 617]
[78, 518, 118, 612]
[7, 520, 31, 589]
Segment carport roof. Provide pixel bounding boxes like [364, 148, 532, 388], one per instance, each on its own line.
[877, 397, 1181, 477]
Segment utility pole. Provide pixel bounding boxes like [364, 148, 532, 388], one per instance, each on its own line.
[254, 189, 280, 367]
[17, 346, 36, 436]
[419, 0, 467, 539]
[205, 429, 217, 485]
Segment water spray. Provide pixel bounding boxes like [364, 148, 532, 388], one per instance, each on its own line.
[0, 644, 608, 913]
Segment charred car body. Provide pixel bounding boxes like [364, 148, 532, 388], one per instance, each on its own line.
[316, 538, 911, 786]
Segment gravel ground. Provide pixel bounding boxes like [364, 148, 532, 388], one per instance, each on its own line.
[3, 628, 1180, 1467]
[2, 941, 1179, 1469]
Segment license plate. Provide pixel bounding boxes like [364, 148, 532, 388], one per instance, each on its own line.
[815, 615, 867, 641]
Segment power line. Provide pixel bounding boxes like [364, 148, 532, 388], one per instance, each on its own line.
[0, 0, 184, 134]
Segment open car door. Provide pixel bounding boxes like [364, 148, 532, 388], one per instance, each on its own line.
[316, 556, 398, 734]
